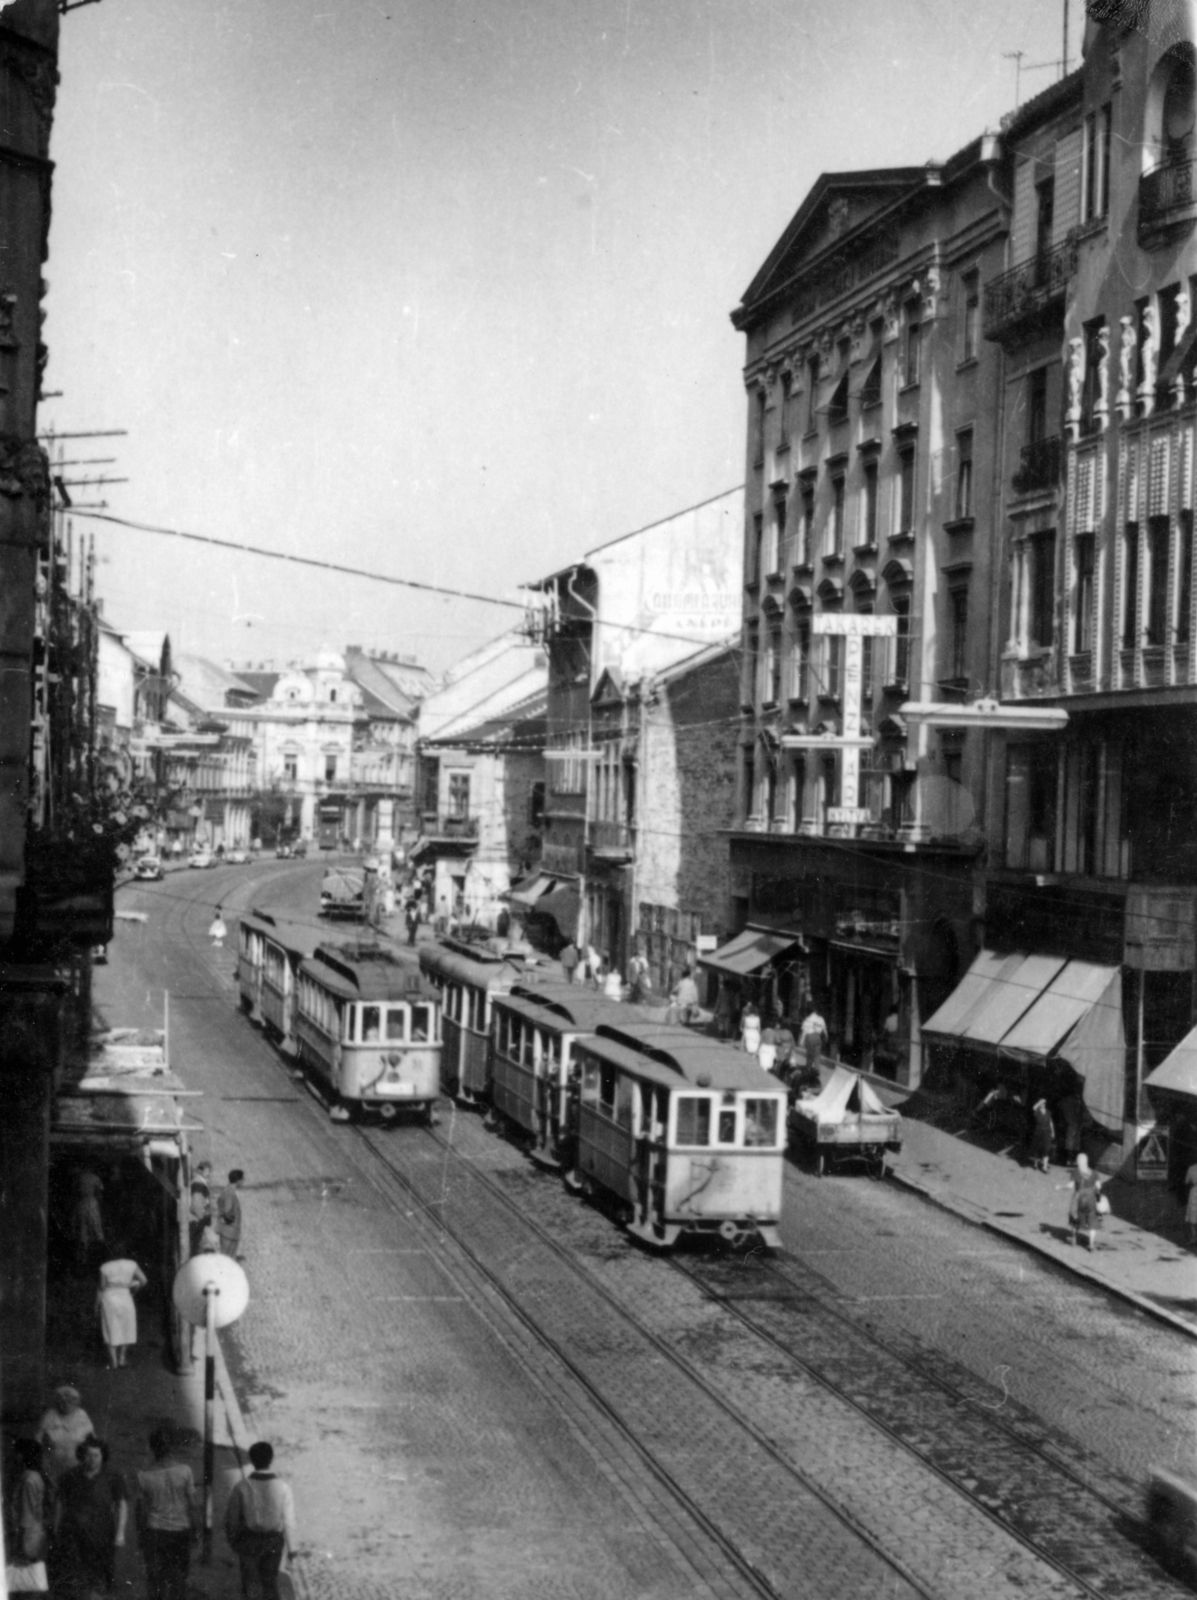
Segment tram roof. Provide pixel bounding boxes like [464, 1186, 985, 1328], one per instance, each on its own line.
[418, 942, 523, 989]
[588, 1021, 786, 1092]
[303, 943, 434, 1002]
[497, 981, 637, 1031]
[241, 907, 326, 960]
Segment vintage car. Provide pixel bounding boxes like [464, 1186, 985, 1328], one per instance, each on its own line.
[134, 856, 164, 881]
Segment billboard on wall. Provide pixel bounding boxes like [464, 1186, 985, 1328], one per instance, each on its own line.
[590, 488, 743, 682]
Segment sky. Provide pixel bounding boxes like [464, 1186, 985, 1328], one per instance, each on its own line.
[43, 0, 1070, 680]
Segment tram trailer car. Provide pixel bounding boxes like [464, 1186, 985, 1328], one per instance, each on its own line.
[418, 940, 523, 1104]
[294, 944, 442, 1123]
[489, 981, 649, 1169]
[237, 909, 323, 1052]
[571, 1021, 788, 1250]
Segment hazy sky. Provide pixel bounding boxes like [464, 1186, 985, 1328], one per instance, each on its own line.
[44, 0, 1067, 678]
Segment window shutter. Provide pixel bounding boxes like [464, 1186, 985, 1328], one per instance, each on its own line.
[1074, 454, 1094, 532]
[1052, 129, 1083, 246]
[1182, 426, 1193, 512]
[1011, 161, 1036, 265]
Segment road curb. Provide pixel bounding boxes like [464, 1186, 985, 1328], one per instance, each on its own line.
[886, 1165, 1197, 1342]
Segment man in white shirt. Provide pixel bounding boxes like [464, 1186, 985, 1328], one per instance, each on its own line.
[224, 1441, 297, 1600]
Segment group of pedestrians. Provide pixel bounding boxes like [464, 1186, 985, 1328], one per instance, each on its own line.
[187, 1163, 245, 1260]
[5, 1389, 297, 1600]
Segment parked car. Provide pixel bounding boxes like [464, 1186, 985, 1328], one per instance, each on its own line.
[91, 944, 108, 965]
[188, 849, 215, 869]
[134, 856, 164, 881]
[226, 848, 249, 865]
[275, 842, 292, 859]
[292, 839, 308, 858]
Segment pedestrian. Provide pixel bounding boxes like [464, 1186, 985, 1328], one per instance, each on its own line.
[38, 1386, 94, 1488]
[757, 1014, 779, 1076]
[7, 1437, 53, 1590]
[1057, 1152, 1107, 1250]
[53, 1435, 127, 1599]
[70, 1169, 106, 1273]
[673, 967, 700, 1024]
[798, 1005, 827, 1075]
[208, 907, 228, 949]
[773, 1019, 796, 1082]
[135, 1425, 198, 1600]
[740, 1001, 761, 1056]
[96, 1245, 147, 1369]
[188, 1161, 213, 1255]
[1028, 1098, 1055, 1174]
[627, 950, 652, 1004]
[216, 1170, 244, 1258]
[405, 899, 420, 947]
[1184, 1156, 1197, 1248]
[224, 1441, 298, 1600]
[559, 941, 579, 984]
[584, 943, 603, 988]
[603, 967, 623, 1000]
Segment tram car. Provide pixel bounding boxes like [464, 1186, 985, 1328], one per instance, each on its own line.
[418, 939, 524, 1104]
[570, 1020, 788, 1250]
[488, 981, 636, 1167]
[294, 943, 441, 1123]
[237, 909, 323, 1052]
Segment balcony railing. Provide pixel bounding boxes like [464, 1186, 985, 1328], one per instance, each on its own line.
[589, 818, 633, 856]
[1012, 435, 1062, 494]
[420, 812, 479, 840]
[983, 236, 1077, 340]
[1139, 151, 1197, 237]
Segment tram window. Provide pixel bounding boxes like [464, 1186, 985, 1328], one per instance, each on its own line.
[385, 1007, 406, 1042]
[361, 1006, 381, 1042]
[675, 1096, 711, 1147]
[497, 1012, 509, 1055]
[410, 1005, 431, 1042]
[546, 1036, 561, 1075]
[522, 1027, 536, 1068]
[744, 1098, 779, 1147]
[717, 1108, 737, 1145]
[599, 1064, 617, 1114]
[614, 1075, 634, 1129]
[580, 1060, 600, 1105]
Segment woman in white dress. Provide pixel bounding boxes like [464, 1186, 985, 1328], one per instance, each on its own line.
[96, 1248, 147, 1369]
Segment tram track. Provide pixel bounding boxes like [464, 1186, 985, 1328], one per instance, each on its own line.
[143, 878, 1178, 1599]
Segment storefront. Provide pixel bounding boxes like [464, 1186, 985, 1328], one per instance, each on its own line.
[1145, 1035, 1197, 1195]
[699, 927, 807, 1037]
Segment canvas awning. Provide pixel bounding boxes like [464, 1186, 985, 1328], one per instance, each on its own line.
[1146, 1028, 1197, 1099]
[922, 950, 1125, 1134]
[699, 927, 802, 979]
[534, 882, 580, 940]
[507, 874, 557, 909]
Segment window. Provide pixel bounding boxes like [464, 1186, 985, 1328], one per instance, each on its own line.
[1035, 179, 1055, 276]
[793, 623, 810, 700]
[861, 321, 883, 407]
[530, 781, 545, 828]
[1081, 319, 1105, 433]
[765, 758, 778, 823]
[806, 356, 820, 432]
[824, 634, 843, 698]
[1028, 366, 1048, 444]
[767, 625, 783, 704]
[1074, 534, 1095, 653]
[1178, 510, 1193, 645]
[829, 476, 845, 557]
[828, 338, 850, 423]
[798, 485, 815, 566]
[960, 271, 979, 362]
[897, 448, 916, 534]
[955, 429, 974, 521]
[750, 513, 764, 585]
[745, 621, 760, 703]
[893, 597, 911, 684]
[753, 386, 766, 466]
[1083, 104, 1112, 222]
[1123, 522, 1140, 648]
[772, 491, 788, 572]
[791, 754, 806, 829]
[676, 1095, 711, 1146]
[1004, 743, 1057, 873]
[448, 773, 470, 817]
[1029, 531, 1056, 649]
[948, 588, 969, 681]
[741, 743, 756, 820]
[863, 462, 879, 545]
[779, 371, 793, 449]
[861, 632, 876, 703]
[1147, 515, 1170, 646]
[360, 1005, 381, 1042]
[324, 755, 338, 783]
[283, 754, 298, 783]
[903, 304, 921, 388]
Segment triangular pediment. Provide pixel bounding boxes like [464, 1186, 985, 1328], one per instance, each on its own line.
[591, 666, 626, 706]
[732, 167, 937, 331]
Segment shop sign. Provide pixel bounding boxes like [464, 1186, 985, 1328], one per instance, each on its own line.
[1135, 1124, 1169, 1182]
[811, 615, 899, 637]
[828, 807, 872, 825]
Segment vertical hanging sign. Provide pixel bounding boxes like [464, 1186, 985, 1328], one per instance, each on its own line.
[811, 615, 897, 826]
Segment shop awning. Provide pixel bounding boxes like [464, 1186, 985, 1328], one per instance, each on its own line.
[534, 882, 580, 940]
[507, 874, 557, 909]
[1146, 1028, 1197, 1099]
[699, 927, 801, 979]
[922, 950, 1125, 1134]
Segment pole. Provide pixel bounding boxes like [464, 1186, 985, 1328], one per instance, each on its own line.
[203, 1283, 217, 1563]
[1062, 0, 1069, 78]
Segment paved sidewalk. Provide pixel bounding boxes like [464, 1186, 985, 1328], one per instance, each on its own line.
[873, 1084, 1197, 1339]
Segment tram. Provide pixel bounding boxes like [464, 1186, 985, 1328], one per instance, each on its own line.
[235, 909, 441, 1122]
[418, 939, 523, 1103]
[488, 980, 637, 1168]
[570, 1020, 788, 1250]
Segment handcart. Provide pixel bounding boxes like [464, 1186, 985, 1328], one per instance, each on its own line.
[787, 1064, 902, 1177]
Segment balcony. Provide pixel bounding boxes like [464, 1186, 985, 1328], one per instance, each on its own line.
[589, 818, 634, 860]
[420, 811, 479, 843]
[1012, 435, 1062, 495]
[983, 237, 1077, 342]
[1139, 152, 1197, 242]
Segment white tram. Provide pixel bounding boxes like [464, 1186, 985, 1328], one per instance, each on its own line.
[489, 981, 636, 1168]
[237, 909, 323, 1053]
[570, 1021, 788, 1250]
[294, 944, 441, 1122]
[418, 940, 522, 1103]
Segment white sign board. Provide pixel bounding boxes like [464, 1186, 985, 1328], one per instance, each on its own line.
[828, 807, 872, 825]
[811, 615, 899, 636]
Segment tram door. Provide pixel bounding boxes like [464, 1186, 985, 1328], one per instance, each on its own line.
[635, 1082, 668, 1227]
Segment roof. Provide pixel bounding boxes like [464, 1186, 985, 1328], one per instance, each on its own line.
[587, 1020, 785, 1093]
[343, 650, 424, 721]
[1000, 66, 1084, 142]
[303, 943, 435, 1002]
[173, 654, 261, 711]
[700, 927, 803, 978]
[493, 980, 635, 1032]
[235, 670, 280, 702]
[240, 907, 327, 961]
[418, 944, 523, 990]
